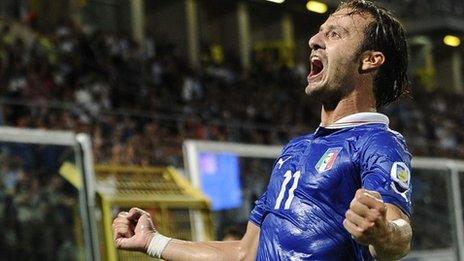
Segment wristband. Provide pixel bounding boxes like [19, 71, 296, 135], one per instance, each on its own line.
[146, 233, 172, 258]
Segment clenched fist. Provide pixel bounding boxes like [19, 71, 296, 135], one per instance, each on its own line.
[112, 207, 156, 252]
[343, 189, 391, 247]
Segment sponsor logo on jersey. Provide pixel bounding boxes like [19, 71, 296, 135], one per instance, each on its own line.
[276, 156, 292, 169]
[390, 162, 410, 193]
[315, 147, 342, 173]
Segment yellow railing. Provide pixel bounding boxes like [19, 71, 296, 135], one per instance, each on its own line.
[95, 165, 213, 261]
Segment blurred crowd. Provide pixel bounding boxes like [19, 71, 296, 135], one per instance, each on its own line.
[0, 19, 320, 167]
[1, 20, 463, 166]
[386, 90, 464, 158]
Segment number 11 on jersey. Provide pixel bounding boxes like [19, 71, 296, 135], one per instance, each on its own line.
[274, 170, 301, 210]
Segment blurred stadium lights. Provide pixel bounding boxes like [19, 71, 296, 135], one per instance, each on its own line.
[265, 0, 286, 3]
[443, 35, 461, 47]
[306, 0, 328, 14]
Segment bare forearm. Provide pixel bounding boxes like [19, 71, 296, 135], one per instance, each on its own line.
[161, 222, 259, 261]
[370, 219, 412, 260]
[162, 240, 243, 261]
[113, 208, 259, 261]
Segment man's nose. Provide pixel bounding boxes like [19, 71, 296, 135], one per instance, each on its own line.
[308, 32, 325, 50]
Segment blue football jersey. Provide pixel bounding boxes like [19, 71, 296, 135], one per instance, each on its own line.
[249, 113, 412, 260]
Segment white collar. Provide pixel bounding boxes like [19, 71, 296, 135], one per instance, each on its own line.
[323, 112, 389, 129]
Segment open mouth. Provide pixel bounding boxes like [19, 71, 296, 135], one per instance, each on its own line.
[309, 58, 324, 80]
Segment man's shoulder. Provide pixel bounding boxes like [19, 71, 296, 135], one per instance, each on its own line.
[355, 124, 411, 159]
[279, 133, 314, 155]
[353, 124, 407, 145]
[369, 126, 406, 145]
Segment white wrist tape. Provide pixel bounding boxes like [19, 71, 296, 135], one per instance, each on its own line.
[146, 233, 172, 258]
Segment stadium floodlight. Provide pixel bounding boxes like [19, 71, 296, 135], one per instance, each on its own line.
[443, 35, 461, 47]
[265, 0, 286, 3]
[306, 0, 328, 14]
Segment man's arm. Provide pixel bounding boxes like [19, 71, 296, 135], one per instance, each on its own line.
[112, 208, 260, 261]
[343, 189, 412, 260]
[162, 221, 259, 261]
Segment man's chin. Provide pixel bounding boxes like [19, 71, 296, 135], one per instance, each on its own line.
[305, 82, 323, 96]
[305, 82, 337, 105]
[306, 83, 347, 109]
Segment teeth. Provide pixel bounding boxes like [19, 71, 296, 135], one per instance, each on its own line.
[310, 58, 323, 77]
[310, 55, 322, 62]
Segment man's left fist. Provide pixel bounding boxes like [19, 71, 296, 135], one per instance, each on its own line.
[343, 189, 390, 246]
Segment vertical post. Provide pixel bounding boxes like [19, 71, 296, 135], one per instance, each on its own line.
[281, 13, 295, 66]
[0, 0, 5, 17]
[185, 0, 200, 69]
[237, 1, 251, 70]
[422, 38, 436, 90]
[183, 140, 201, 187]
[281, 13, 294, 47]
[436, 45, 463, 92]
[409, 36, 436, 90]
[448, 162, 464, 261]
[69, 0, 84, 27]
[451, 50, 463, 92]
[130, 0, 145, 43]
[423, 39, 434, 75]
[76, 134, 101, 261]
[17, 0, 27, 20]
[101, 198, 117, 261]
[183, 141, 205, 241]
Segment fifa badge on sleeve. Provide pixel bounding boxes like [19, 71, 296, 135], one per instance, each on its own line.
[390, 162, 411, 193]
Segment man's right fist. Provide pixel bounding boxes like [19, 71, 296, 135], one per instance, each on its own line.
[112, 207, 156, 252]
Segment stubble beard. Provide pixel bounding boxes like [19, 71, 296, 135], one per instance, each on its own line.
[306, 73, 356, 111]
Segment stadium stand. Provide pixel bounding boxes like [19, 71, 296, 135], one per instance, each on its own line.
[1, 19, 463, 168]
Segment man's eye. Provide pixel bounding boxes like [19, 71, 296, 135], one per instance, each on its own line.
[327, 31, 340, 38]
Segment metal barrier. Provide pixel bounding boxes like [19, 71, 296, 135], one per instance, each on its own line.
[0, 127, 100, 261]
[406, 158, 464, 261]
[94, 165, 213, 261]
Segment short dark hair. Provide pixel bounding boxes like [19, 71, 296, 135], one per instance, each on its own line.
[337, 0, 410, 109]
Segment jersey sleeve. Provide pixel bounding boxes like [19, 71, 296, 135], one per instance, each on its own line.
[359, 130, 412, 217]
[249, 191, 268, 227]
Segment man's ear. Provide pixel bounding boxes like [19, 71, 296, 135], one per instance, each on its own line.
[360, 51, 385, 72]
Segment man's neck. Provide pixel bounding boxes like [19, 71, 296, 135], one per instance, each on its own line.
[320, 93, 376, 127]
